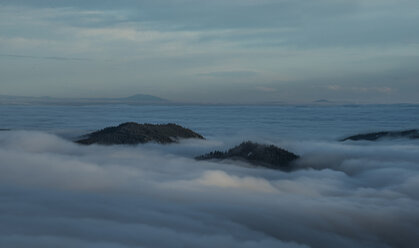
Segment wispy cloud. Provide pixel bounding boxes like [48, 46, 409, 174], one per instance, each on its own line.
[255, 86, 277, 92]
[0, 54, 92, 61]
[326, 85, 394, 94]
[198, 71, 259, 78]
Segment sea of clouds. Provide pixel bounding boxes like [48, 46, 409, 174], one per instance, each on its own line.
[0, 131, 418, 248]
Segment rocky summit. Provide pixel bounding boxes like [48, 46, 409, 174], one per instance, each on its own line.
[341, 129, 419, 141]
[196, 141, 299, 171]
[76, 122, 204, 145]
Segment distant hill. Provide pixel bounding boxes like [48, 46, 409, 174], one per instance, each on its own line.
[314, 99, 331, 103]
[119, 94, 168, 103]
[76, 122, 204, 145]
[0, 94, 170, 105]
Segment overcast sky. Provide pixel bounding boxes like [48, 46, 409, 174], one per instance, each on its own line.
[1, 0, 418, 103]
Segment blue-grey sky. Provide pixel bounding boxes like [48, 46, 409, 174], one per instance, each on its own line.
[1, 0, 419, 103]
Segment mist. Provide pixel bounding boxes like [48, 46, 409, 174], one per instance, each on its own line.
[1, 131, 418, 248]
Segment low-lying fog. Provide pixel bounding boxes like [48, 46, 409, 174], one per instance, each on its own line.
[1, 131, 418, 248]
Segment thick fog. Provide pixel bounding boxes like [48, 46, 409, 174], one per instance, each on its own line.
[0, 131, 418, 248]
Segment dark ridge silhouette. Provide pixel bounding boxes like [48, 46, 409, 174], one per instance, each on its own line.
[314, 99, 331, 103]
[76, 122, 204, 145]
[196, 141, 299, 171]
[341, 129, 419, 141]
[121, 94, 168, 103]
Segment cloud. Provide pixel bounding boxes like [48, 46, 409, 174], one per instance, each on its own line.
[352, 87, 393, 94]
[0, 53, 92, 61]
[326, 85, 394, 94]
[255, 86, 277, 92]
[190, 170, 278, 192]
[198, 71, 259, 78]
[0, 131, 418, 247]
[327, 85, 342, 91]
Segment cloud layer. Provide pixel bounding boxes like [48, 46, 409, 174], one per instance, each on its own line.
[1, 0, 419, 103]
[0, 131, 418, 247]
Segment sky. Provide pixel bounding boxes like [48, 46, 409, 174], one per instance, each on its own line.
[0, 0, 419, 104]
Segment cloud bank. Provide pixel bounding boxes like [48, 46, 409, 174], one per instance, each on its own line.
[0, 131, 418, 247]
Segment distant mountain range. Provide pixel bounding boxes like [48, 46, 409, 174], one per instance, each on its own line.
[0, 94, 170, 105]
[313, 99, 332, 103]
